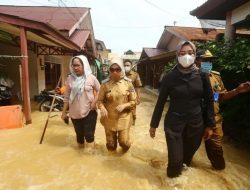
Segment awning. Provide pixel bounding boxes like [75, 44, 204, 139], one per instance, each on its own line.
[139, 48, 176, 63]
[190, 0, 248, 20]
[0, 13, 80, 51]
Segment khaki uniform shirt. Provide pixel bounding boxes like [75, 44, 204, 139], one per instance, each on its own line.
[209, 71, 227, 122]
[97, 78, 136, 131]
[126, 70, 142, 88]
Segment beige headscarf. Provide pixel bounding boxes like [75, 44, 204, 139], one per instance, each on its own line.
[176, 40, 196, 58]
[176, 41, 197, 74]
[108, 57, 126, 79]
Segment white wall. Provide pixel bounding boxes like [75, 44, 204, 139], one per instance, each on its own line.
[28, 51, 38, 98]
[36, 55, 72, 91]
[61, 55, 71, 85]
[168, 37, 182, 51]
[37, 55, 45, 93]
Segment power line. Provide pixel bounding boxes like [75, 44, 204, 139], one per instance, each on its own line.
[25, 0, 55, 6]
[49, 0, 79, 23]
[143, 0, 183, 18]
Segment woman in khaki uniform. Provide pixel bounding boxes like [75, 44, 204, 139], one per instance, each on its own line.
[97, 58, 136, 152]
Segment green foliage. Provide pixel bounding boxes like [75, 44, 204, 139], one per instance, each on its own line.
[195, 38, 250, 144]
[164, 59, 177, 73]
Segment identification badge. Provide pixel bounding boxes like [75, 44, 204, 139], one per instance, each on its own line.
[214, 92, 219, 102]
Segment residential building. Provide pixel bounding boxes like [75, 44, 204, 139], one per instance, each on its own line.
[0, 5, 97, 123]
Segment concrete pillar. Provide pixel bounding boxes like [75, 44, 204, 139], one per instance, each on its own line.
[225, 11, 236, 41]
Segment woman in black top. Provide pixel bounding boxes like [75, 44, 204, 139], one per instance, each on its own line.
[149, 41, 215, 178]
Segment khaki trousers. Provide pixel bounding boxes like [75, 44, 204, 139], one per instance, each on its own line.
[105, 128, 131, 151]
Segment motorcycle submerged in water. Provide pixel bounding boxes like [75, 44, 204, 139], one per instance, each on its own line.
[35, 90, 64, 112]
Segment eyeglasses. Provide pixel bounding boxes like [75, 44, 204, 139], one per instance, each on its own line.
[110, 68, 121, 73]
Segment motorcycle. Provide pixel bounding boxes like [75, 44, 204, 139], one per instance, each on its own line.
[35, 90, 64, 112]
[0, 84, 12, 106]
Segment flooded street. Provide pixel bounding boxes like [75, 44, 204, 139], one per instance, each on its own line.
[1, 89, 250, 190]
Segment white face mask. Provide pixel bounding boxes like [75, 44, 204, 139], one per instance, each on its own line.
[124, 66, 131, 73]
[178, 54, 195, 68]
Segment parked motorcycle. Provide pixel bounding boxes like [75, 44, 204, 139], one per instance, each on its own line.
[0, 84, 12, 106]
[35, 90, 64, 112]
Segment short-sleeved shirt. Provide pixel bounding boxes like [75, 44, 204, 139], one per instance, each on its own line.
[209, 71, 227, 115]
[64, 74, 100, 119]
[97, 78, 136, 131]
[126, 70, 142, 88]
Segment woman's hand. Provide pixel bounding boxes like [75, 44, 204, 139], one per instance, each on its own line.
[116, 103, 130, 112]
[61, 112, 67, 120]
[203, 127, 213, 141]
[100, 106, 108, 117]
[149, 127, 156, 138]
[236, 82, 250, 94]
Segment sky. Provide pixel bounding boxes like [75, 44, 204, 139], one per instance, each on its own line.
[0, 0, 207, 55]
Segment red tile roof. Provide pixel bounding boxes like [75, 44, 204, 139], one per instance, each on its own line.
[69, 30, 90, 49]
[0, 5, 88, 31]
[167, 26, 224, 41]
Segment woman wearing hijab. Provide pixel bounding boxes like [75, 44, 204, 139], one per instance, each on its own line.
[61, 55, 100, 149]
[97, 58, 136, 152]
[149, 41, 215, 178]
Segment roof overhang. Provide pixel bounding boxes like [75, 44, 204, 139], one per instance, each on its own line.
[151, 50, 176, 61]
[0, 13, 81, 51]
[69, 29, 90, 49]
[190, 0, 248, 20]
[140, 50, 176, 63]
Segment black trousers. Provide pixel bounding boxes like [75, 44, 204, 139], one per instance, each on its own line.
[71, 110, 97, 144]
[164, 112, 204, 178]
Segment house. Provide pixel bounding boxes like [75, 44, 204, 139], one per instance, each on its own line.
[96, 39, 111, 63]
[0, 5, 98, 124]
[121, 50, 141, 65]
[138, 48, 173, 88]
[190, 0, 250, 40]
[138, 26, 225, 89]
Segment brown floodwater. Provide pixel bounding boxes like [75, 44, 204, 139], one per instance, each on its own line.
[1, 89, 250, 190]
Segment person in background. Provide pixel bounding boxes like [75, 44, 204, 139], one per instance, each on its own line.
[149, 41, 215, 178]
[123, 60, 142, 125]
[196, 49, 250, 170]
[97, 58, 136, 152]
[61, 55, 100, 149]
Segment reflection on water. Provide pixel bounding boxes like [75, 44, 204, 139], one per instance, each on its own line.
[0, 89, 250, 190]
